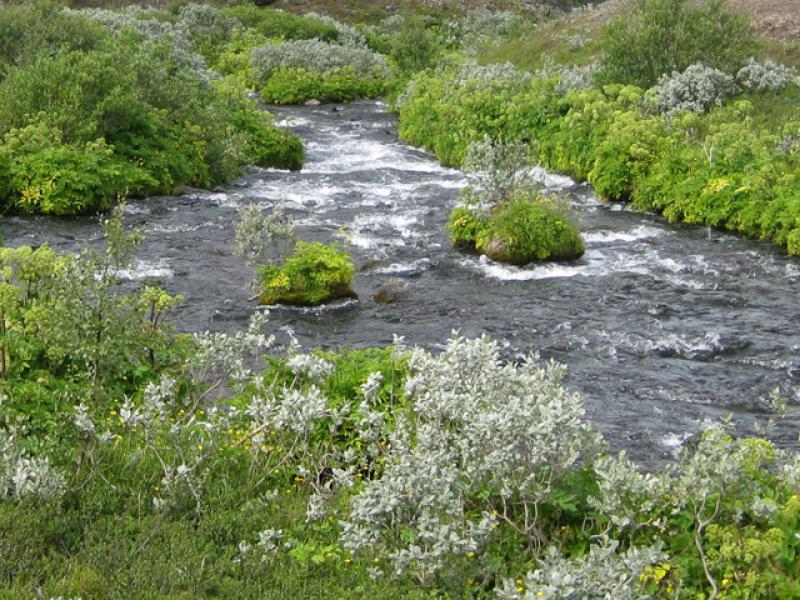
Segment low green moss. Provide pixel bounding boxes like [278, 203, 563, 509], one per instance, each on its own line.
[258, 242, 357, 306]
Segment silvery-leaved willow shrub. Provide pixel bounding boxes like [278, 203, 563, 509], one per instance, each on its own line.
[75, 6, 209, 78]
[250, 39, 387, 81]
[647, 63, 739, 118]
[496, 537, 666, 600]
[305, 12, 367, 48]
[588, 451, 674, 532]
[234, 204, 297, 280]
[443, 9, 524, 53]
[461, 134, 536, 210]
[736, 58, 797, 92]
[554, 63, 599, 96]
[0, 429, 65, 502]
[340, 334, 600, 583]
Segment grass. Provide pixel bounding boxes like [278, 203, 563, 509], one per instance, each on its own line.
[740, 82, 800, 131]
[480, 12, 603, 70]
[0, 488, 445, 599]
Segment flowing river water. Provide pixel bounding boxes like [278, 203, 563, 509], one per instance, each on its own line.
[3, 101, 799, 464]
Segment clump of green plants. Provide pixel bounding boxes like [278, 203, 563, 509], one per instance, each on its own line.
[235, 205, 357, 306]
[480, 195, 585, 263]
[447, 135, 584, 264]
[258, 242, 357, 306]
[220, 5, 339, 43]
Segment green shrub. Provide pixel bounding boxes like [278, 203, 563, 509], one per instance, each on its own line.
[0, 14, 305, 214]
[258, 242, 357, 306]
[478, 196, 585, 264]
[0, 120, 153, 215]
[220, 5, 338, 42]
[446, 206, 488, 250]
[258, 67, 385, 104]
[389, 15, 438, 76]
[0, 1, 109, 81]
[598, 0, 756, 88]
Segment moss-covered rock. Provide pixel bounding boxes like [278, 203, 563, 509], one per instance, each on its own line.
[258, 241, 357, 306]
[448, 195, 584, 265]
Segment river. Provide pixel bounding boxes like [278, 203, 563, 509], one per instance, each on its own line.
[2, 100, 799, 465]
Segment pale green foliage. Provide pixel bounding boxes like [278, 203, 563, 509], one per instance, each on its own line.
[0, 429, 65, 502]
[341, 334, 599, 582]
[305, 12, 367, 48]
[589, 452, 672, 530]
[250, 39, 386, 80]
[497, 537, 666, 600]
[461, 134, 536, 209]
[648, 63, 739, 118]
[234, 204, 296, 268]
[443, 8, 525, 54]
[38, 206, 142, 393]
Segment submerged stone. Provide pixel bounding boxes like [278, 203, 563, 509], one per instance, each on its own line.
[373, 279, 412, 304]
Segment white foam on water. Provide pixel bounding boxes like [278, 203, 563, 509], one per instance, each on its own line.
[374, 258, 431, 275]
[304, 137, 457, 175]
[353, 213, 421, 239]
[147, 222, 222, 234]
[275, 116, 311, 128]
[531, 166, 576, 188]
[116, 260, 173, 281]
[266, 298, 360, 314]
[249, 181, 350, 208]
[470, 255, 588, 281]
[124, 204, 150, 215]
[583, 224, 667, 244]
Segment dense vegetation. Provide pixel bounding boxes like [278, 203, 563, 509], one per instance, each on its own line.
[397, 58, 800, 255]
[2, 0, 800, 598]
[2, 218, 799, 598]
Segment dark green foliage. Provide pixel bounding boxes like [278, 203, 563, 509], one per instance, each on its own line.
[389, 15, 438, 76]
[258, 242, 357, 306]
[598, 0, 756, 88]
[0, 0, 109, 81]
[221, 5, 338, 42]
[0, 3, 305, 215]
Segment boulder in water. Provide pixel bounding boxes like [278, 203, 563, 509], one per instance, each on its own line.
[305, 99, 321, 106]
[373, 278, 412, 304]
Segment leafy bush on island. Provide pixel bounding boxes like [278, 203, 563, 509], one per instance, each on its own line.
[235, 205, 357, 306]
[258, 242, 357, 306]
[447, 135, 584, 264]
